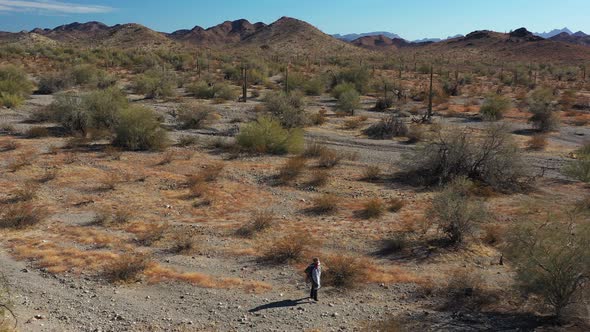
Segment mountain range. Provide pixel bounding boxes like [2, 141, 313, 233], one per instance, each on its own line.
[1, 18, 590, 62]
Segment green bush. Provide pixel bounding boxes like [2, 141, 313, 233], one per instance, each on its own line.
[427, 177, 487, 244]
[528, 88, 560, 132]
[0, 65, 33, 107]
[505, 217, 590, 320]
[331, 82, 356, 99]
[236, 116, 303, 155]
[49, 93, 89, 134]
[479, 94, 511, 121]
[113, 106, 169, 151]
[133, 68, 177, 99]
[563, 155, 590, 182]
[84, 88, 128, 130]
[336, 89, 360, 115]
[334, 67, 370, 94]
[303, 78, 325, 96]
[177, 104, 216, 129]
[37, 71, 74, 94]
[187, 81, 237, 101]
[264, 91, 307, 128]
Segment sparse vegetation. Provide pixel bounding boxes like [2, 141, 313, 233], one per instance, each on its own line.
[236, 117, 303, 155]
[113, 106, 169, 151]
[0, 65, 33, 108]
[261, 232, 311, 264]
[363, 115, 407, 139]
[528, 88, 560, 132]
[479, 94, 511, 121]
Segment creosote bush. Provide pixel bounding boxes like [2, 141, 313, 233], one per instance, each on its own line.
[336, 88, 360, 115]
[363, 115, 407, 139]
[402, 125, 528, 192]
[427, 177, 487, 245]
[311, 193, 338, 214]
[264, 91, 307, 128]
[236, 210, 274, 238]
[361, 198, 385, 219]
[505, 216, 589, 320]
[528, 88, 560, 132]
[113, 106, 169, 151]
[479, 94, 511, 121]
[277, 156, 307, 183]
[236, 117, 303, 155]
[322, 255, 368, 288]
[176, 104, 216, 129]
[261, 232, 312, 264]
[0, 65, 34, 108]
[133, 68, 177, 99]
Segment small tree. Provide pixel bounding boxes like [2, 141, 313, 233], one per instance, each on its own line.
[427, 177, 487, 244]
[479, 94, 511, 121]
[505, 215, 590, 320]
[528, 88, 560, 132]
[113, 106, 168, 151]
[336, 88, 360, 115]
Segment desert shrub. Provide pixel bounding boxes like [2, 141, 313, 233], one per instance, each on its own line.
[309, 111, 327, 126]
[37, 71, 73, 94]
[505, 217, 589, 320]
[331, 82, 357, 100]
[373, 96, 394, 111]
[318, 148, 343, 168]
[303, 78, 325, 96]
[7, 152, 34, 172]
[236, 117, 304, 155]
[479, 94, 511, 121]
[311, 193, 338, 214]
[427, 177, 487, 244]
[104, 254, 150, 283]
[322, 255, 368, 288]
[362, 165, 381, 181]
[177, 104, 216, 129]
[113, 106, 168, 151]
[361, 198, 385, 219]
[0, 65, 33, 108]
[406, 125, 424, 144]
[264, 91, 307, 128]
[0, 140, 18, 152]
[363, 115, 407, 139]
[11, 182, 38, 202]
[261, 232, 311, 264]
[336, 89, 360, 115]
[378, 234, 408, 255]
[236, 210, 274, 238]
[277, 156, 307, 183]
[186, 81, 215, 99]
[303, 141, 327, 158]
[135, 224, 168, 246]
[186, 180, 208, 199]
[402, 125, 528, 192]
[308, 169, 329, 187]
[177, 135, 198, 147]
[527, 134, 547, 151]
[387, 198, 405, 212]
[83, 88, 128, 130]
[342, 116, 367, 129]
[133, 68, 177, 98]
[168, 229, 199, 254]
[49, 93, 89, 134]
[213, 83, 238, 101]
[334, 67, 370, 94]
[0, 203, 47, 229]
[563, 155, 590, 182]
[26, 126, 49, 138]
[528, 88, 560, 132]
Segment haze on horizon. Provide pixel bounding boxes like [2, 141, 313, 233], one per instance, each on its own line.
[0, 0, 589, 40]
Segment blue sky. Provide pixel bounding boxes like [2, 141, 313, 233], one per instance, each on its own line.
[0, 0, 589, 39]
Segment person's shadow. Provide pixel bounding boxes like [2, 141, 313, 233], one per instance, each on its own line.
[248, 298, 309, 313]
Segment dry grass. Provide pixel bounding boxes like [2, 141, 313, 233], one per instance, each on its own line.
[261, 232, 312, 264]
[277, 156, 307, 183]
[10, 182, 38, 202]
[362, 165, 381, 181]
[134, 224, 169, 246]
[0, 140, 18, 152]
[307, 169, 330, 187]
[310, 193, 338, 214]
[26, 126, 50, 138]
[167, 229, 200, 254]
[103, 254, 150, 283]
[526, 134, 548, 151]
[98, 173, 120, 191]
[37, 167, 58, 183]
[6, 151, 34, 172]
[0, 203, 47, 229]
[322, 254, 368, 288]
[360, 198, 385, 219]
[342, 116, 367, 129]
[236, 210, 274, 238]
[387, 197, 405, 213]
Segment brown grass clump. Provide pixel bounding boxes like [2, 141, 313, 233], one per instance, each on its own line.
[7, 151, 34, 172]
[26, 126, 50, 138]
[526, 134, 548, 151]
[261, 232, 312, 264]
[0, 203, 47, 229]
[10, 182, 38, 202]
[342, 116, 367, 130]
[144, 264, 271, 293]
[307, 169, 330, 187]
[103, 254, 150, 283]
[387, 197, 405, 213]
[361, 198, 385, 219]
[236, 210, 274, 238]
[37, 167, 58, 183]
[113, 209, 133, 224]
[187, 180, 208, 199]
[186, 162, 225, 185]
[318, 148, 343, 168]
[277, 156, 306, 183]
[98, 173, 120, 191]
[310, 193, 338, 214]
[322, 254, 368, 289]
[157, 150, 176, 165]
[362, 165, 381, 181]
[168, 229, 200, 254]
[0, 140, 18, 152]
[134, 224, 169, 246]
[303, 141, 327, 158]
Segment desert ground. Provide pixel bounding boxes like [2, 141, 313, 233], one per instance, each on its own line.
[0, 17, 589, 332]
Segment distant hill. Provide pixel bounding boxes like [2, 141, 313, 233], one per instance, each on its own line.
[333, 32, 402, 41]
[351, 35, 411, 50]
[169, 19, 266, 45]
[534, 27, 573, 39]
[240, 16, 364, 56]
[550, 31, 590, 47]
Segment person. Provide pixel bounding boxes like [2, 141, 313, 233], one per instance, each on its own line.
[305, 257, 321, 302]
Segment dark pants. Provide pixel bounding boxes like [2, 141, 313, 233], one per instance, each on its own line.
[310, 282, 319, 301]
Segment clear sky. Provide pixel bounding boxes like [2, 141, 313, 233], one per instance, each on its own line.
[0, 0, 589, 39]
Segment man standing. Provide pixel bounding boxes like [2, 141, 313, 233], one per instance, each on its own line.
[305, 257, 321, 302]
